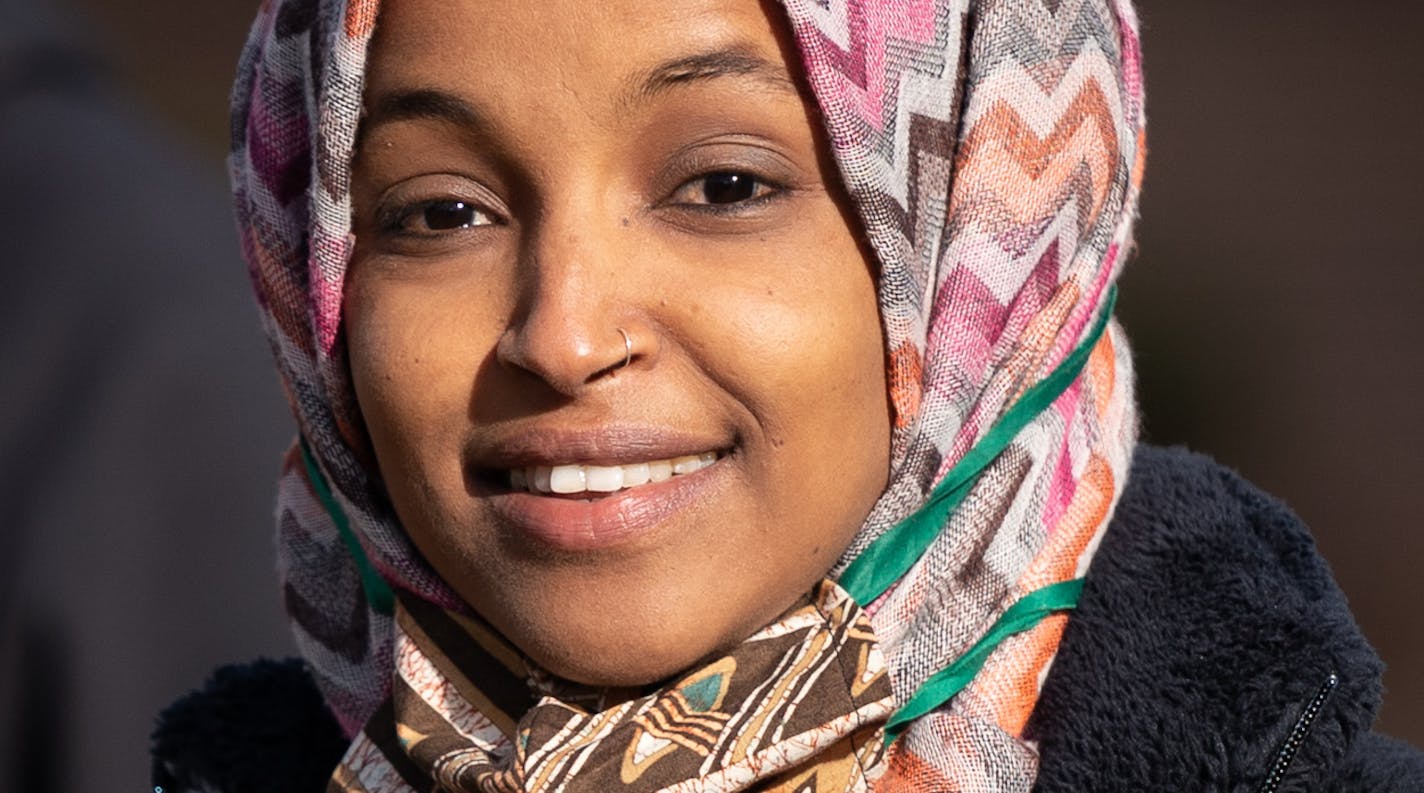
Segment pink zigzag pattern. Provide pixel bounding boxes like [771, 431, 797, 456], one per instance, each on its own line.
[225, 4, 1146, 790]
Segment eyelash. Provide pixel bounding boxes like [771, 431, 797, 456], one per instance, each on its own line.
[377, 198, 500, 237]
[373, 166, 788, 241]
[663, 170, 785, 215]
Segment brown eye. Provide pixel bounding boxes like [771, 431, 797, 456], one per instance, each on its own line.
[668, 171, 778, 209]
[380, 198, 498, 236]
[416, 200, 491, 231]
[701, 172, 760, 204]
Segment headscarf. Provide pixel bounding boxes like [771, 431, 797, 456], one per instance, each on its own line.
[231, 0, 1144, 789]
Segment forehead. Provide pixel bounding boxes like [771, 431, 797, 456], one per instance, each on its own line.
[364, 0, 796, 103]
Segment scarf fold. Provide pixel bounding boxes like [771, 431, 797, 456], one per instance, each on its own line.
[334, 581, 893, 792]
[230, 0, 1145, 790]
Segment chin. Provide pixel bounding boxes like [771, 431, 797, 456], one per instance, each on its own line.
[517, 615, 731, 688]
[485, 571, 779, 689]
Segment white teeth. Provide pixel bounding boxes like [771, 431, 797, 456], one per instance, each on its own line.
[622, 462, 651, 487]
[671, 455, 702, 475]
[549, 465, 585, 494]
[584, 465, 624, 493]
[512, 453, 719, 495]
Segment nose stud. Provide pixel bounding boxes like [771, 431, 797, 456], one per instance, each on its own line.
[615, 328, 633, 370]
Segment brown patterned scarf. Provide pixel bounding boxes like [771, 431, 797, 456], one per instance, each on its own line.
[335, 581, 893, 791]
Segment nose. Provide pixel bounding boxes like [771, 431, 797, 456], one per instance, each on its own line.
[495, 211, 654, 395]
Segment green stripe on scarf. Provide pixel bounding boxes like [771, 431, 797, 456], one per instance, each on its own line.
[300, 442, 396, 616]
[837, 287, 1117, 744]
[840, 285, 1117, 604]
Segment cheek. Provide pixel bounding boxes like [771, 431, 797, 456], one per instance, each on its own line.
[727, 240, 886, 440]
[344, 271, 492, 509]
[695, 229, 890, 530]
[776, 284, 888, 484]
[739, 304, 882, 443]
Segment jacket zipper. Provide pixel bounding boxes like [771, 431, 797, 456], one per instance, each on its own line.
[1255, 671, 1340, 793]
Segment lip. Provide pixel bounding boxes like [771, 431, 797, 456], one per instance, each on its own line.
[466, 424, 730, 468]
[466, 425, 732, 552]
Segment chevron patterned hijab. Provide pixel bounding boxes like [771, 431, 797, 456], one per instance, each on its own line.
[231, 0, 1144, 789]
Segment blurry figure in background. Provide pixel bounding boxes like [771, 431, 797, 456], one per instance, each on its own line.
[0, 0, 294, 789]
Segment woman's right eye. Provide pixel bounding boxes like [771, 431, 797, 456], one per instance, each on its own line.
[387, 199, 497, 234]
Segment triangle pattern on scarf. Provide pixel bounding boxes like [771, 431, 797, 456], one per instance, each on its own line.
[332, 581, 894, 792]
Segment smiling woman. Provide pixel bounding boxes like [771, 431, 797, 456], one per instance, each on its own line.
[151, 0, 1423, 790]
[345, 0, 890, 688]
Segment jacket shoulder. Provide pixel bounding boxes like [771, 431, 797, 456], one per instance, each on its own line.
[1030, 445, 1423, 791]
[1328, 733, 1424, 791]
[151, 658, 347, 793]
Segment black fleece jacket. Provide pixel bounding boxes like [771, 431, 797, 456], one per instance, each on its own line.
[151, 446, 1424, 791]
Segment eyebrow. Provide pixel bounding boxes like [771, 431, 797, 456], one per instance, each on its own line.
[632, 48, 798, 101]
[363, 89, 486, 136]
[359, 47, 798, 137]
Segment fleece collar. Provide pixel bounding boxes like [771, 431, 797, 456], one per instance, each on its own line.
[1028, 445, 1385, 792]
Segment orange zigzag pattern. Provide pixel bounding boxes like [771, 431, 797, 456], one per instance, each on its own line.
[950, 78, 1120, 236]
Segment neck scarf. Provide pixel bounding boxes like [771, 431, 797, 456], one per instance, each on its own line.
[230, 0, 1145, 789]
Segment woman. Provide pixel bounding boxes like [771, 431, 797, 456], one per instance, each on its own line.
[153, 0, 1422, 789]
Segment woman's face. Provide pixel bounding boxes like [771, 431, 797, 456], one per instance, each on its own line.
[347, 0, 891, 686]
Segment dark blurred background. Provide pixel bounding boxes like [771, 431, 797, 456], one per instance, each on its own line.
[3, 0, 1419, 788]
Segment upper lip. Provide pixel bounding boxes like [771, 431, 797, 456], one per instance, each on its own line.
[465, 423, 732, 469]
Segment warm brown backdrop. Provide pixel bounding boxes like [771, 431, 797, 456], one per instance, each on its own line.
[66, 0, 1422, 744]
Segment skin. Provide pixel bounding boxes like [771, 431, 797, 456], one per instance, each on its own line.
[345, 0, 892, 687]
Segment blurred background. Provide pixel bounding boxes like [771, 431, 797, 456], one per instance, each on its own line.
[1, 0, 1418, 789]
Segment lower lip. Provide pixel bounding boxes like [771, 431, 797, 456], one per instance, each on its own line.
[481, 462, 724, 552]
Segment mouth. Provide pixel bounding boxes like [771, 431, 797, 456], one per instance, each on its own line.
[468, 428, 734, 552]
[507, 452, 720, 496]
